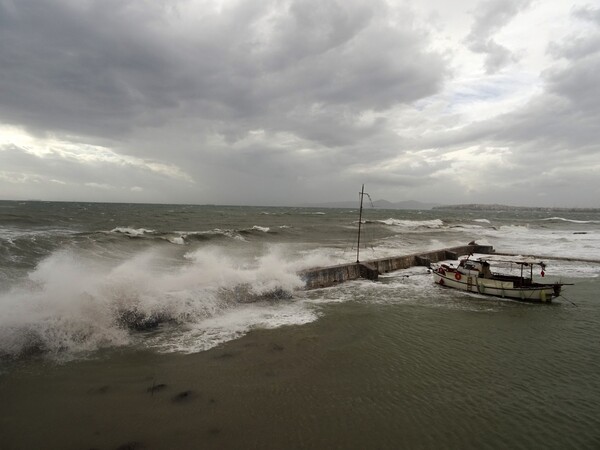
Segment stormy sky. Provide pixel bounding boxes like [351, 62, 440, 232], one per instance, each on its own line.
[1, 0, 599, 207]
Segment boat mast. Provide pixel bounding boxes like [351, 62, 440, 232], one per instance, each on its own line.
[356, 184, 365, 263]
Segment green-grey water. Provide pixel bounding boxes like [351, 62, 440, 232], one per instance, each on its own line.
[1, 201, 599, 449]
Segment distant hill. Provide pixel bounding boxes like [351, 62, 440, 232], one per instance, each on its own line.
[433, 203, 600, 212]
[301, 199, 441, 210]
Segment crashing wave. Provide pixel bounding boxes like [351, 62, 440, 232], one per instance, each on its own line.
[0, 246, 307, 360]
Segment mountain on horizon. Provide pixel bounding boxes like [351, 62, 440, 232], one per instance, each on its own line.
[301, 199, 441, 210]
[433, 203, 600, 212]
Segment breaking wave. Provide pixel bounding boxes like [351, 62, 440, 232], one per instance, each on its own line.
[377, 218, 444, 229]
[105, 225, 279, 245]
[0, 245, 311, 360]
[110, 227, 155, 237]
[541, 217, 599, 224]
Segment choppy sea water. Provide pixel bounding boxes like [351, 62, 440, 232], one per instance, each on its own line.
[0, 201, 599, 449]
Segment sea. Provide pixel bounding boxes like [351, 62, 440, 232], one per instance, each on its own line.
[0, 200, 599, 449]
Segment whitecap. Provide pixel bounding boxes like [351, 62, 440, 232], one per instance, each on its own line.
[110, 227, 155, 237]
[541, 217, 598, 224]
[379, 218, 444, 229]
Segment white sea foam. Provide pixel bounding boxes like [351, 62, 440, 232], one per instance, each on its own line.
[168, 236, 185, 245]
[148, 301, 318, 354]
[0, 245, 317, 359]
[294, 247, 349, 270]
[481, 226, 600, 262]
[541, 217, 598, 224]
[251, 225, 270, 233]
[110, 227, 155, 237]
[473, 219, 491, 224]
[379, 218, 444, 229]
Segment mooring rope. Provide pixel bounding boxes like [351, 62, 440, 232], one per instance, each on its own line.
[558, 294, 578, 307]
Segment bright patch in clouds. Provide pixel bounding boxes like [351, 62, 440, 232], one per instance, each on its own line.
[0, 125, 193, 183]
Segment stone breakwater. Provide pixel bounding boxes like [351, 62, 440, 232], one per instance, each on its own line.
[298, 244, 495, 289]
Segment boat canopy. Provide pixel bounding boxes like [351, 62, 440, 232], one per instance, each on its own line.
[469, 254, 547, 266]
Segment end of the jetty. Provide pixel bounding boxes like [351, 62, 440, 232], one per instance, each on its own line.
[298, 244, 494, 289]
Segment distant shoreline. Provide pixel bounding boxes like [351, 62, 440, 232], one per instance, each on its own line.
[0, 199, 598, 211]
[433, 204, 600, 213]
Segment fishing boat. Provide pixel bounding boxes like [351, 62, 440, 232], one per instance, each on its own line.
[432, 255, 566, 302]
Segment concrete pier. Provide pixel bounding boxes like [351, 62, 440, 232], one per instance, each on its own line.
[299, 244, 494, 289]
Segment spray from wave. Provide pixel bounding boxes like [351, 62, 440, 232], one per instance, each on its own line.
[0, 245, 312, 360]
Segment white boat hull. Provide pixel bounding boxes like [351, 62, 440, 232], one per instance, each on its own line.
[432, 271, 556, 302]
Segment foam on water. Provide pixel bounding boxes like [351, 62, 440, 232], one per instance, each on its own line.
[378, 218, 444, 229]
[0, 245, 317, 360]
[147, 301, 318, 354]
[541, 217, 599, 224]
[2, 202, 599, 362]
[110, 227, 155, 237]
[168, 236, 185, 245]
[481, 226, 600, 261]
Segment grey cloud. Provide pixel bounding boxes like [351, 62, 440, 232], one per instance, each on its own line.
[573, 4, 600, 23]
[0, 0, 450, 206]
[548, 6, 600, 61]
[0, 0, 449, 207]
[500, 7, 600, 153]
[403, 6, 600, 206]
[2, 1, 597, 207]
[433, 6, 600, 151]
[0, 0, 446, 147]
[465, 0, 532, 73]
[0, 0, 185, 138]
[472, 39, 515, 73]
[545, 5, 600, 112]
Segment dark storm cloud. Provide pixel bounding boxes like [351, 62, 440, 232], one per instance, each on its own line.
[2, 0, 597, 207]
[465, 0, 532, 73]
[0, 0, 451, 204]
[0, 1, 171, 136]
[0, 0, 446, 146]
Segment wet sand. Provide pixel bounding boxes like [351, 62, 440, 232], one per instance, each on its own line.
[1, 304, 406, 450]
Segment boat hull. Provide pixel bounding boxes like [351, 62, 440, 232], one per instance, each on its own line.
[432, 271, 557, 302]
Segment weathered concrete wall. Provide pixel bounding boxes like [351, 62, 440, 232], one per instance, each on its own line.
[298, 244, 494, 289]
[298, 262, 378, 290]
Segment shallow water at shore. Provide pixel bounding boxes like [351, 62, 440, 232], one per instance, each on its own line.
[1, 273, 599, 450]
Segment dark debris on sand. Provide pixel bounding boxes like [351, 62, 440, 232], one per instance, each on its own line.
[172, 390, 195, 403]
[146, 383, 167, 395]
